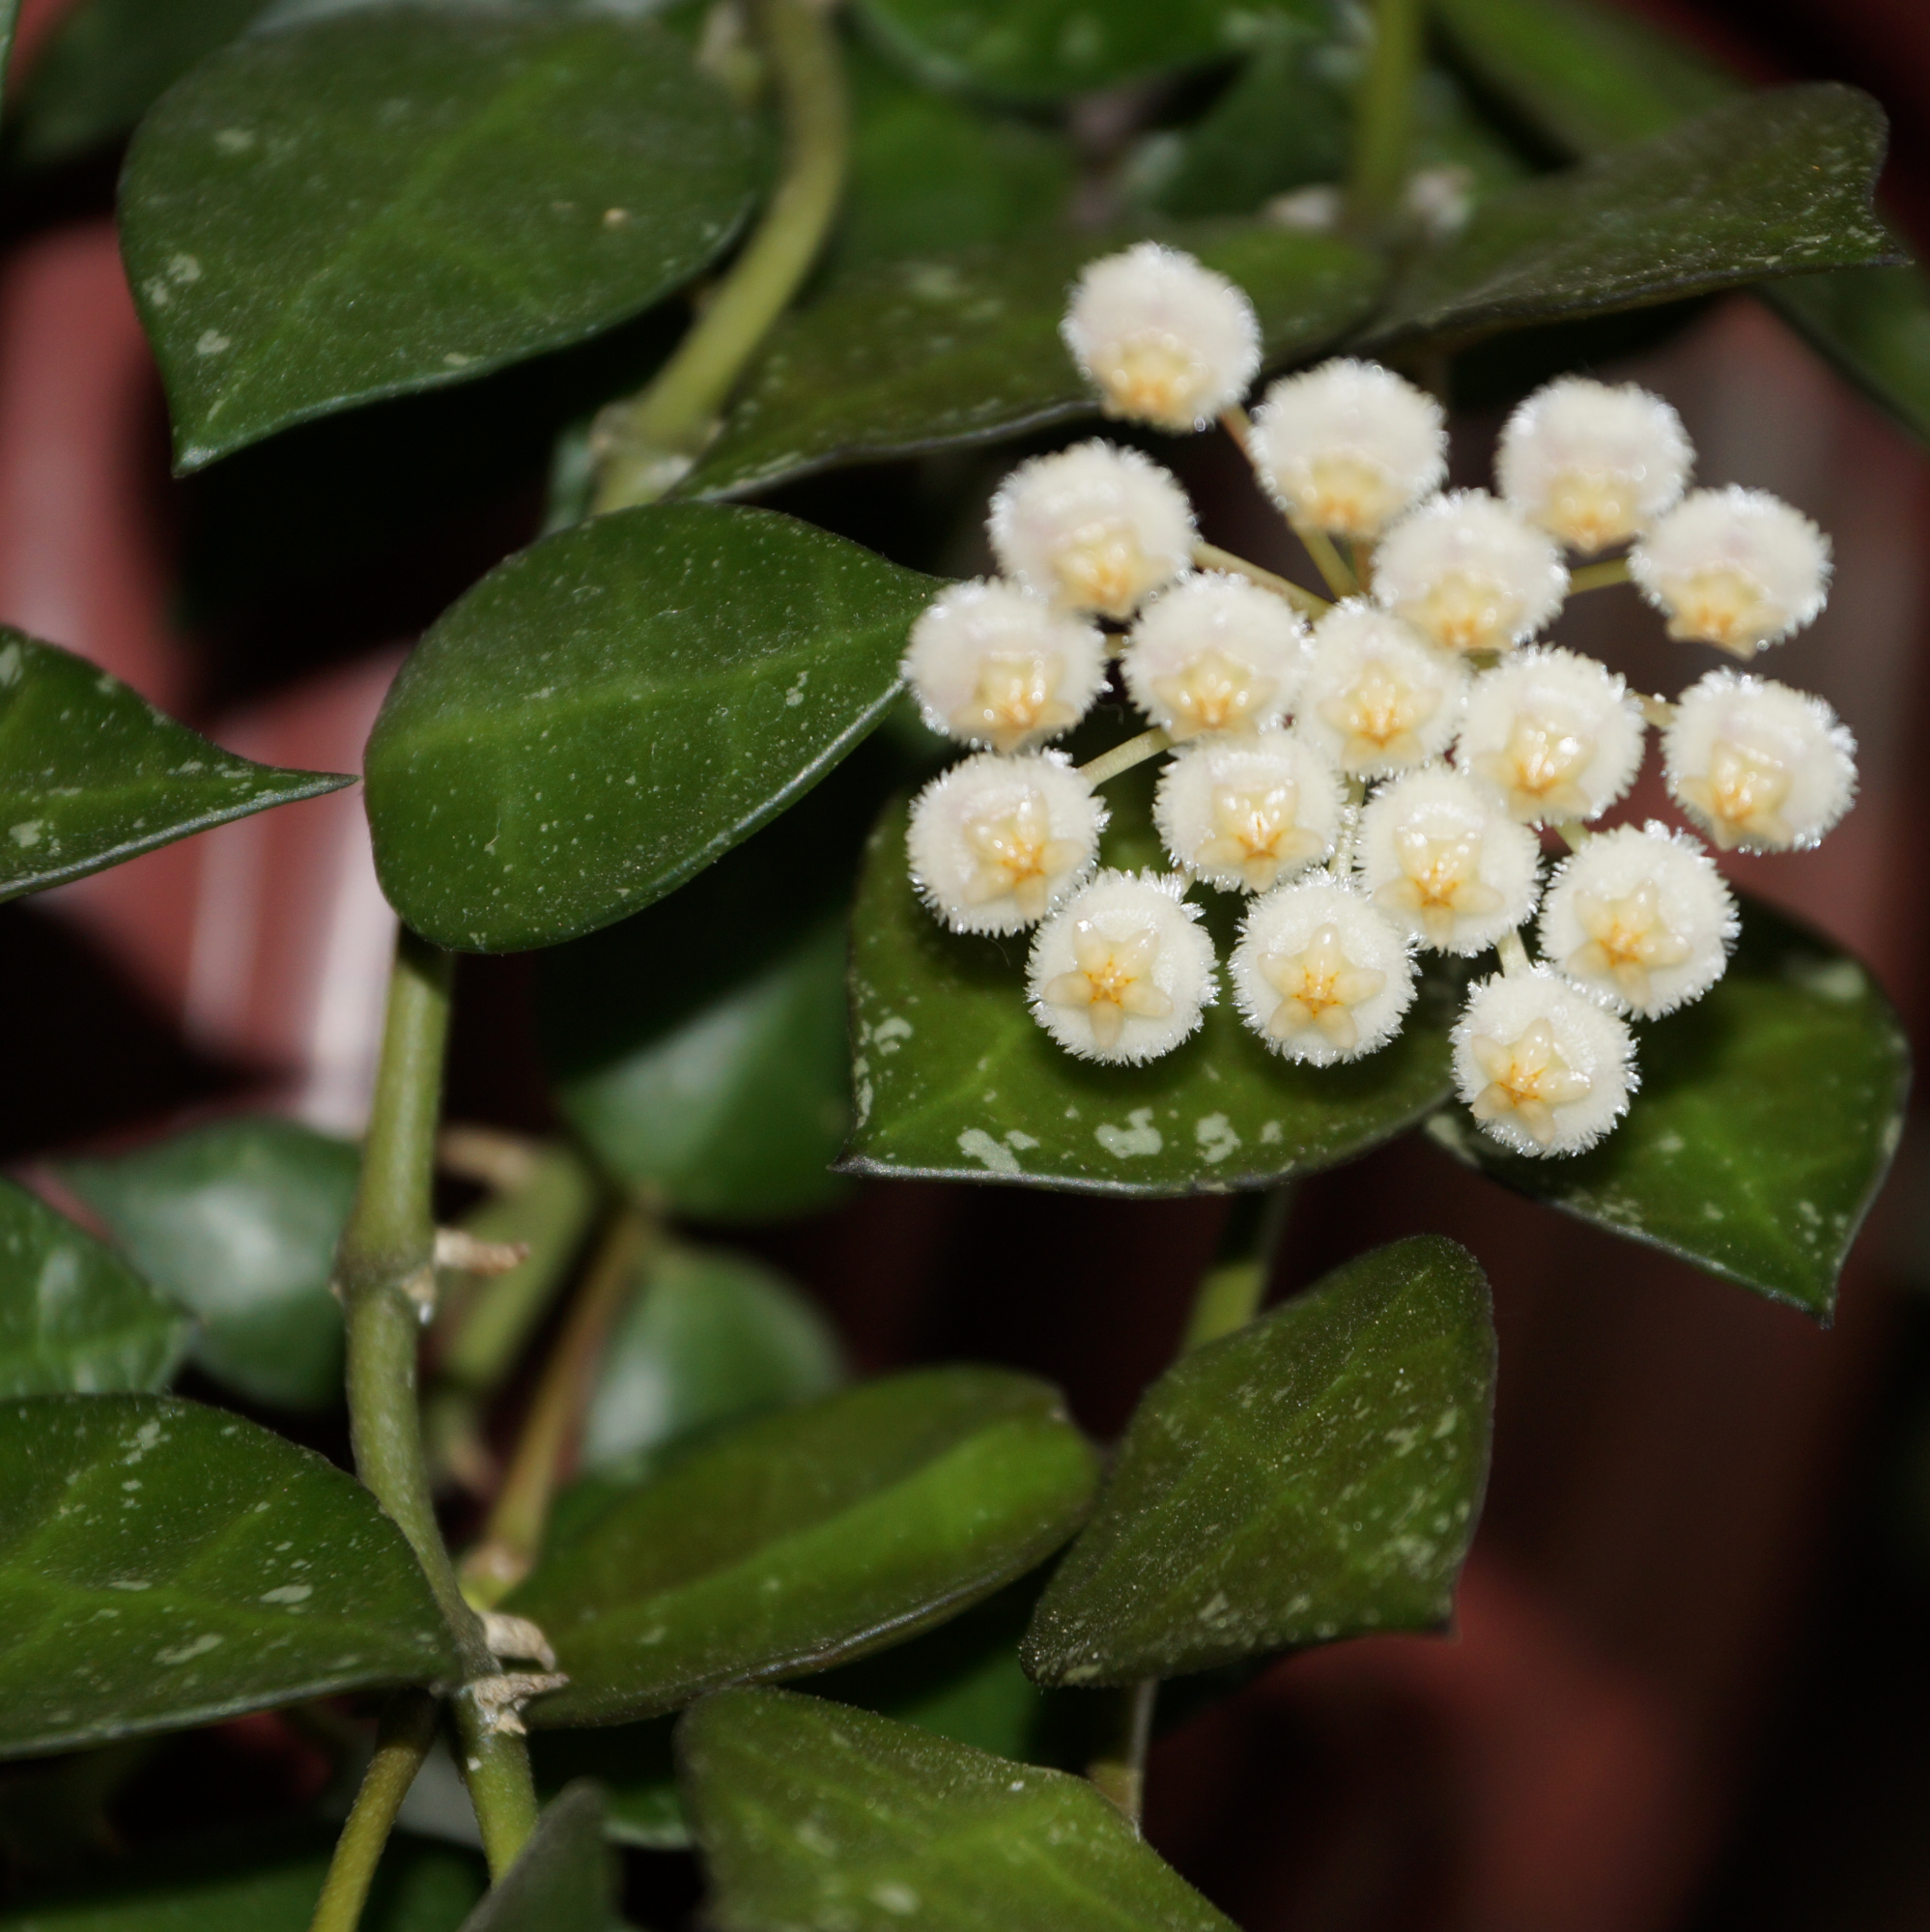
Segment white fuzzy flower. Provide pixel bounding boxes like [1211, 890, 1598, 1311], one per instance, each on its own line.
[1453, 969, 1636, 1156]
[906, 751, 1105, 935]
[902, 580, 1108, 754]
[1662, 669, 1857, 852]
[1062, 242, 1262, 434]
[1027, 869, 1216, 1063]
[1153, 728, 1343, 893]
[1356, 765, 1542, 954]
[1374, 490, 1569, 656]
[1296, 601, 1464, 778]
[1121, 572, 1309, 740]
[1630, 486, 1831, 656]
[1249, 359, 1446, 539]
[1539, 822, 1737, 1017]
[988, 441, 1195, 620]
[1230, 875, 1416, 1065]
[1403, 164, 1474, 242]
[1496, 378, 1692, 554]
[1456, 645, 1646, 824]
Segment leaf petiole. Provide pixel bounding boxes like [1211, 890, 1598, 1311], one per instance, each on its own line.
[1190, 541, 1329, 617]
[305, 1691, 439, 1932]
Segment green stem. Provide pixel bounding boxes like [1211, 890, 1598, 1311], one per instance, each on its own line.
[590, 0, 848, 511]
[1181, 1186, 1295, 1354]
[1077, 726, 1172, 788]
[1191, 540, 1329, 618]
[1348, 0, 1423, 227]
[1087, 1680, 1157, 1825]
[307, 1692, 439, 1932]
[1569, 556, 1632, 592]
[337, 930, 538, 1883]
[1293, 521, 1359, 599]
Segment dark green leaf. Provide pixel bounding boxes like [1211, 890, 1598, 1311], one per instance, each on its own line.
[1435, 0, 1930, 445]
[1024, 1236, 1493, 1686]
[679, 223, 1383, 501]
[0, 0, 21, 141]
[0, 1180, 187, 1398]
[507, 1368, 1098, 1725]
[679, 1688, 1236, 1932]
[1364, 86, 1898, 352]
[454, 1785, 610, 1932]
[364, 504, 935, 952]
[0, 1395, 459, 1757]
[0, 632, 350, 901]
[59, 1119, 357, 1412]
[1423, 899, 1909, 1320]
[843, 788, 1456, 1196]
[529, 1722, 685, 1850]
[120, 10, 760, 469]
[0, 1827, 483, 1932]
[581, 1242, 845, 1475]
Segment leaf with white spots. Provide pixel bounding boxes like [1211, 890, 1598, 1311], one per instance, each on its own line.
[118, 8, 761, 469]
[1425, 896, 1909, 1319]
[1023, 1237, 1495, 1686]
[0, 631, 351, 902]
[363, 505, 935, 952]
[0, 1179, 189, 1399]
[0, 1395, 459, 1758]
[679, 1687, 1235, 1932]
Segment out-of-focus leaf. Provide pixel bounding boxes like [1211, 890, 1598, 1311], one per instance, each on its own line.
[119, 9, 760, 469]
[679, 1688, 1236, 1932]
[0, 632, 349, 901]
[679, 224, 1382, 501]
[452, 1785, 610, 1932]
[1024, 1236, 1493, 1686]
[0, 0, 21, 140]
[0, 1180, 187, 1399]
[364, 505, 934, 953]
[1425, 899, 1909, 1320]
[1366, 86, 1897, 352]
[507, 1368, 1098, 1725]
[0, 1396, 458, 1757]
[60, 1119, 357, 1412]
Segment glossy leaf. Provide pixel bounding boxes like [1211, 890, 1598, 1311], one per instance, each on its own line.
[581, 1242, 845, 1476]
[1423, 899, 1909, 1320]
[0, 632, 351, 901]
[843, 790, 1456, 1196]
[364, 504, 935, 952]
[0, 1395, 458, 1757]
[0, 1827, 484, 1932]
[0, 1180, 188, 1399]
[1024, 1236, 1494, 1686]
[454, 1785, 610, 1932]
[120, 9, 760, 469]
[1366, 86, 1897, 352]
[506, 1368, 1098, 1725]
[679, 224, 1382, 500]
[1435, 0, 1930, 444]
[60, 1119, 358, 1412]
[680, 1688, 1236, 1932]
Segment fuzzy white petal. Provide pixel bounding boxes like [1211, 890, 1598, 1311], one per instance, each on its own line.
[1630, 487, 1831, 655]
[1452, 969, 1636, 1156]
[1496, 378, 1692, 552]
[1026, 869, 1217, 1063]
[1295, 601, 1465, 778]
[1373, 489, 1569, 655]
[906, 751, 1106, 935]
[903, 580, 1108, 753]
[1662, 669, 1857, 852]
[1230, 876, 1417, 1064]
[1153, 728, 1344, 892]
[1456, 644, 1646, 824]
[1538, 822, 1737, 1017]
[1121, 572, 1309, 739]
[988, 441, 1196, 619]
[1355, 764, 1542, 954]
[1249, 358, 1447, 539]
[1062, 242, 1262, 433]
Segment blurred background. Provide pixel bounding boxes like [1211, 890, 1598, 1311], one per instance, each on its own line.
[3, 0, 1929, 1926]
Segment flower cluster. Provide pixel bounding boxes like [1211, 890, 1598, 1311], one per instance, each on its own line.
[900, 246, 1857, 1157]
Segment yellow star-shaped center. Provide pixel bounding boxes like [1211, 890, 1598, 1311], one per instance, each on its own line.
[1543, 469, 1640, 554]
[1041, 921, 1173, 1050]
[1054, 520, 1152, 619]
[1661, 567, 1777, 657]
[949, 653, 1077, 754]
[1566, 881, 1691, 1007]
[1150, 647, 1276, 739]
[1403, 571, 1523, 655]
[1319, 662, 1439, 770]
[1676, 738, 1792, 849]
[1294, 453, 1402, 539]
[960, 795, 1086, 921]
[1092, 332, 1208, 432]
[1195, 780, 1323, 891]
[1474, 715, 1595, 820]
[1469, 1018, 1592, 1147]
[1259, 923, 1387, 1051]
[1374, 826, 1504, 947]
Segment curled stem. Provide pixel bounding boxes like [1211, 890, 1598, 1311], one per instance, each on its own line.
[1191, 541, 1328, 618]
[590, 0, 848, 512]
[1077, 726, 1172, 787]
[306, 1691, 439, 1932]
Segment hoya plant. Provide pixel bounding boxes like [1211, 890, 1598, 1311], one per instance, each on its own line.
[0, 0, 1917, 1926]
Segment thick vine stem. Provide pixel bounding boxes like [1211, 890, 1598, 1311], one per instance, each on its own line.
[590, 0, 848, 512]
[1348, 0, 1423, 227]
[306, 1692, 439, 1932]
[337, 930, 539, 1882]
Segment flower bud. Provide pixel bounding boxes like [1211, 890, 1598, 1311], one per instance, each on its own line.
[1121, 572, 1308, 740]
[1497, 378, 1692, 553]
[1630, 486, 1830, 656]
[1373, 490, 1568, 656]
